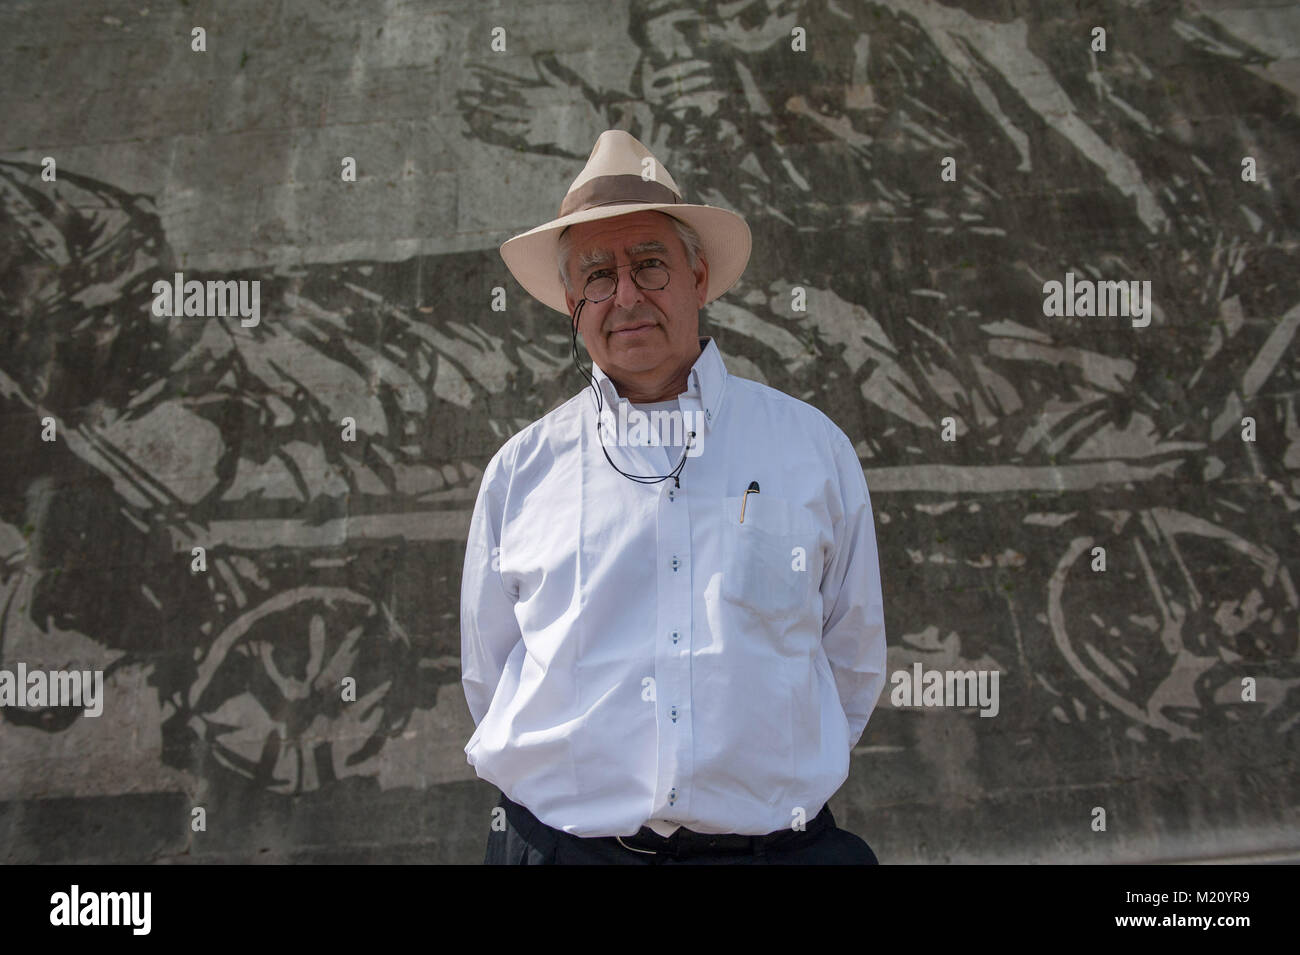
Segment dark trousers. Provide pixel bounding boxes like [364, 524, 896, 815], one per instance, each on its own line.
[484, 790, 880, 865]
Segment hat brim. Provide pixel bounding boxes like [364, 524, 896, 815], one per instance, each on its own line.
[500, 202, 752, 316]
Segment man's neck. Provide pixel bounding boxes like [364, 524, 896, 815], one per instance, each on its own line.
[609, 341, 704, 403]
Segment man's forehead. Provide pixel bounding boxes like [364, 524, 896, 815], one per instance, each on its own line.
[568, 213, 677, 254]
[577, 237, 670, 261]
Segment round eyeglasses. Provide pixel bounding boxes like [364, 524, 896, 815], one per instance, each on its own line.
[583, 261, 670, 303]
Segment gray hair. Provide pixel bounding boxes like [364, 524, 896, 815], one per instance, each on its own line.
[557, 212, 704, 295]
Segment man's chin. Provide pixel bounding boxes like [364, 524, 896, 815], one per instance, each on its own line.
[605, 331, 666, 356]
[600, 346, 668, 374]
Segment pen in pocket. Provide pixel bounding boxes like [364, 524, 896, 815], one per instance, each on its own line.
[739, 481, 759, 523]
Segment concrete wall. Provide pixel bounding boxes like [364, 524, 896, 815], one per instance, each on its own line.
[1, 0, 1297, 863]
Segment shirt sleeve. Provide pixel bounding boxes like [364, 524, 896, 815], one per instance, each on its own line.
[460, 440, 523, 728]
[819, 431, 888, 751]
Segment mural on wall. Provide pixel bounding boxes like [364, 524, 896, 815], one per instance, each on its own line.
[457, 0, 1300, 745]
[1, 0, 1297, 807]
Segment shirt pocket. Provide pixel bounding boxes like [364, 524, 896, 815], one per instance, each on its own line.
[718, 495, 816, 622]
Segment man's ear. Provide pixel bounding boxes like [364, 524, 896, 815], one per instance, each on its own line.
[563, 280, 578, 317]
[694, 255, 710, 308]
[565, 289, 583, 339]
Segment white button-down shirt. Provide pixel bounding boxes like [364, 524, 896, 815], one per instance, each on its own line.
[460, 336, 887, 837]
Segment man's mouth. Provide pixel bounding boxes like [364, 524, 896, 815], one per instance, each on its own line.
[609, 321, 657, 338]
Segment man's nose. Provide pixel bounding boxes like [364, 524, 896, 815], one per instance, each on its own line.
[612, 268, 648, 308]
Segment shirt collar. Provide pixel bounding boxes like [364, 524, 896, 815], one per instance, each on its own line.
[591, 336, 728, 432]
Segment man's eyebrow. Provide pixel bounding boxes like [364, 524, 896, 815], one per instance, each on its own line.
[577, 240, 671, 275]
[626, 240, 669, 257]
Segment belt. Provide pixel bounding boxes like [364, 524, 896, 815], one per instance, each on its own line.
[613, 803, 834, 857]
[497, 791, 834, 859]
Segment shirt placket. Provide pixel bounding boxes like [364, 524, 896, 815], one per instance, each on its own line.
[651, 389, 703, 824]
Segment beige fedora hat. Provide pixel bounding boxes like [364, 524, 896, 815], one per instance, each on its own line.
[499, 129, 752, 316]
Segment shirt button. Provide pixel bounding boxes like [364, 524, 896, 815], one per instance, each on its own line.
[670, 706, 679, 723]
[668, 488, 675, 501]
[669, 788, 678, 806]
[671, 630, 679, 644]
[671, 555, 680, 571]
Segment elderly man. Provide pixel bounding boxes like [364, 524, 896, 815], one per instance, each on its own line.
[461, 130, 887, 864]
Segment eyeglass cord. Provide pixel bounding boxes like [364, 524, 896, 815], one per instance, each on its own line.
[569, 298, 695, 489]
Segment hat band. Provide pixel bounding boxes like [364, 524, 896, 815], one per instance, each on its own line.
[558, 174, 682, 218]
